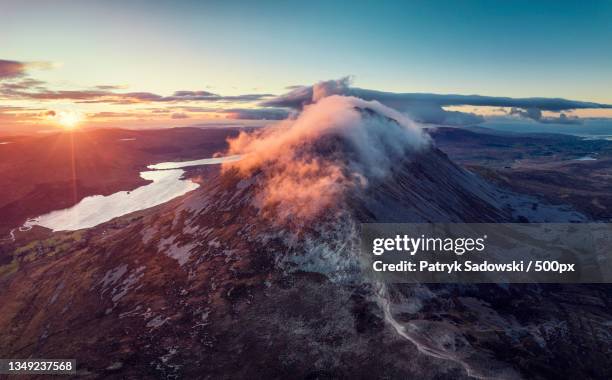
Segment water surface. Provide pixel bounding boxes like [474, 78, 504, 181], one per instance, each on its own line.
[25, 169, 198, 232]
[24, 154, 240, 232]
[147, 155, 241, 170]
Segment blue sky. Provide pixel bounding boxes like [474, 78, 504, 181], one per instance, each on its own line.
[1, 0, 611, 131]
[2, 0, 611, 100]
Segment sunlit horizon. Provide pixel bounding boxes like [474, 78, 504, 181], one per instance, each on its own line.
[1, 0, 612, 133]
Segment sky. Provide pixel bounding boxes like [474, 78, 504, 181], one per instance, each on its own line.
[1, 0, 611, 132]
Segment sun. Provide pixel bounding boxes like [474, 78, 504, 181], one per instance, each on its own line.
[53, 110, 84, 130]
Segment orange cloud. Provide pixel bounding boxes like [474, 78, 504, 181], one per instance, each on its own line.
[223, 95, 429, 221]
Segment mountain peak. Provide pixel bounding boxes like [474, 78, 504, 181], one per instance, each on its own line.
[220, 95, 431, 221]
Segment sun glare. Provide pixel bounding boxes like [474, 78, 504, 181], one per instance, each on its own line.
[53, 110, 84, 130]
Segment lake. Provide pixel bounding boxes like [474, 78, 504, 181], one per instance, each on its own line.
[23, 155, 239, 232]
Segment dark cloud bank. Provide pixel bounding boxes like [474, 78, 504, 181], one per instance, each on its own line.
[0, 59, 274, 106]
[261, 77, 612, 125]
[2, 58, 611, 124]
[0, 60, 28, 79]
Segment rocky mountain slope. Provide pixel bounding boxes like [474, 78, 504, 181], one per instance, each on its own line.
[0, 96, 609, 379]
